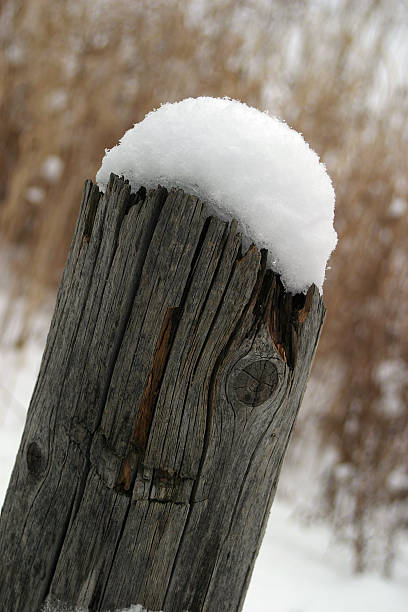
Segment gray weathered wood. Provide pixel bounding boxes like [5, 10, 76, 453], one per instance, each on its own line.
[0, 174, 325, 611]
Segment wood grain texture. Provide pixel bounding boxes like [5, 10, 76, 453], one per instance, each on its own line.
[0, 175, 325, 612]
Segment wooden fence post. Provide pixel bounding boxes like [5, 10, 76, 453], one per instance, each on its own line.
[0, 174, 325, 611]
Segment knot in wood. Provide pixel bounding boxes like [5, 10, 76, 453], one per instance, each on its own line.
[232, 359, 278, 407]
[26, 441, 45, 476]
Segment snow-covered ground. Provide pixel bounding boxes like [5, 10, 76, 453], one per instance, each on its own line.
[246, 502, 408, 612]
[1, 319, 407, 612]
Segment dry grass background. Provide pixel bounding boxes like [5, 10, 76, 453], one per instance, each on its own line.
[1, 0, 407, 574]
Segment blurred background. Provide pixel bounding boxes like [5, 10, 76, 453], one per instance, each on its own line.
[1, 0, 407, 608]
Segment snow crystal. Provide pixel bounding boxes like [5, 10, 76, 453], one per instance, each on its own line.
[41, 155, 64, 183]
[5, 42, 24, 65]
[25, 186, 45, 204]
[334, 462, 355, 482]
[387, 468, 408, 493]
[96, 97, 336, 293]
[389, 197, 407, 218]
[376, 358, 407, 417]
[48, 89, 68, 111]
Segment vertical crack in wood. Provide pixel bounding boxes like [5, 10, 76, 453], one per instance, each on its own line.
[133, 308, 180, 453]
[31, 182, 102, 404]
[192, 249, 268, 611]
[42, 180, 166, 606]
[57, 181, 132, 485]
[40, 475, 80, 606]
[115, 215, 212, 495]
[36, 178, 135, 605]
[86, 184, 168, 437]
[291, 284, 326, 369]
[83, 184, 102, 242]
[35, 187, 114, 598]
[92, 495, 133, 611]
[189, 220, 238, 383]
[89, 208, 214, 609]
[163, 248, 267, 610]
[193, 246, 267, 500]
[255, 269, 294, 367]
[175, 220, 236, 473]
[55, 186, 169, 604]
[116, 307, 180, 493]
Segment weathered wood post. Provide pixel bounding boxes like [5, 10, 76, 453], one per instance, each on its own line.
[0, 174, 325, 611]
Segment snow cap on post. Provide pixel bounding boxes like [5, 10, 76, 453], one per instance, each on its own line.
[96, 96, 337, 293]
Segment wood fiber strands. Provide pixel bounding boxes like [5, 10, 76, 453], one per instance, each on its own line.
[0, 175, 325, 612]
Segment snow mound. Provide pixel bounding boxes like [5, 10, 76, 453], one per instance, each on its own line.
[96, 97, 337, 293]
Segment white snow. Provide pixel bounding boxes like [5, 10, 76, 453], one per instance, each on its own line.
[96, 97, 337, 293]
[41, 155, 64, 183]
[48, 89, 68, 111]
[244, 502, 408, 612]
[25, 186, 45, 204]
[5, 42, 25, 66]
[389, 196, 407, 218]
[387, 468, 408, 493]
[376, 358, 408, 417]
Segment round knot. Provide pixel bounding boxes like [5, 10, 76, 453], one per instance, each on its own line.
[27, 441, 45, 476]
[232, 359, 278, 407]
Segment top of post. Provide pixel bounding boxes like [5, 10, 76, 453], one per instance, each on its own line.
[96, 96, 337, 294]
